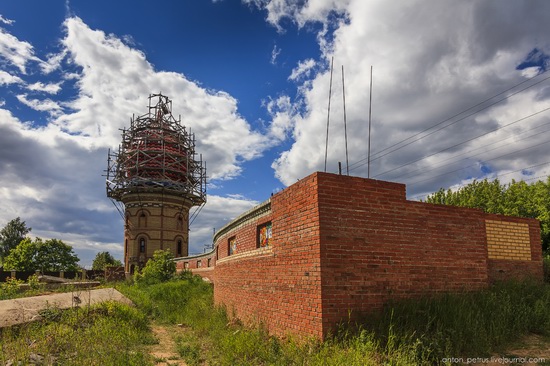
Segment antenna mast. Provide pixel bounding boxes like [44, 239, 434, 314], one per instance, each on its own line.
[324, 57, 334, 172]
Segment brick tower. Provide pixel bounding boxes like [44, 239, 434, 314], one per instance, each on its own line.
[106, 94, 206, 274]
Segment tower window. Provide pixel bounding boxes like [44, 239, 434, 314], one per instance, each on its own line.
[177, 239, 182, 256]
[139, 238, 146, 253]
[177, 215, 184, 230]
[139, 212, 147, 227]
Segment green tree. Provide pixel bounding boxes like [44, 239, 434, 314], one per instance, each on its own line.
[426, 177, 550, 253]
[3, 237, 80, 272]
[135, 249, 176, 285]
[0, 217, 31, 266]
[92, 251, 123, 270]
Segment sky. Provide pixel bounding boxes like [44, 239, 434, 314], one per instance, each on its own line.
[1, 0, 549, 267]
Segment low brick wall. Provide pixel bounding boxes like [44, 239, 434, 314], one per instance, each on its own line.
[175, 172, 543, 339]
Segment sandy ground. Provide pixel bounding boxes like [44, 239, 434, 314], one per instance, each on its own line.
[0, 288, 132, 328]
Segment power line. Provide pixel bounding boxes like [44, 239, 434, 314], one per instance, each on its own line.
[407, 139, 549, 186]
[349, 70, 550, 171]
[391, 121, 550, 180]
[410, 162, 550, 201]
[371, 106, 550, 178]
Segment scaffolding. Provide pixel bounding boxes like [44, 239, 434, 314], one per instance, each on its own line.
[106, 93, 206, 205]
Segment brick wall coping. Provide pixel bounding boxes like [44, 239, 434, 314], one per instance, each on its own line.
[174, 249, 214, 262]
[213, 198, 271, 244]
[216, 246, 274, 265]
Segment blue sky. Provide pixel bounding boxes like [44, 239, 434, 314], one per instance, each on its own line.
[1, 1, 550, 266]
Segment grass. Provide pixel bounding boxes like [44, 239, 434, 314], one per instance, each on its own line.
[117, 275, 550, 365]
[2, 273, 550, 365]
[0, 300, 155, 365]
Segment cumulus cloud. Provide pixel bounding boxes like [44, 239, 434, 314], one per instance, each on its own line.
[0, 70, 23, 85]
[0, 16, 273, 264]
[55, 17, 269, 179]
[257, 0, 550, 198]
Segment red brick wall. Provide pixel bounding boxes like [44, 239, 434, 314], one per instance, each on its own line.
[175, 171, 543, 339]
[316, 173, 491, 333]
[211, 174, 324, 339]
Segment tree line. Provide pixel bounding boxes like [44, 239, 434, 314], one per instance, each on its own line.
[425, 177, 550, 253]
[0, 217, 121, 272]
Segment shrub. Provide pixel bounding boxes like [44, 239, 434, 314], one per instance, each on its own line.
[0, 277, 23, 300]
[134, 249, 176, 286]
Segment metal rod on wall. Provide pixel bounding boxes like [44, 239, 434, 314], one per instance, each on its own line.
[324, 56, 334, 172]
[368, 65, 373, 178]
[342, 65, 349, 175]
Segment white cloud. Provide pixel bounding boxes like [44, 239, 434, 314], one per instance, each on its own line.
[27, 81, 62, 94]
[260, 0, 550, 196]
[40, 50, 67, 74]
[0, 70, 23, 85]
[54, 17, 270, 180]
[265, 95, 296, 141]
[16, 94, 63, 115]
[0, 16, 274, 265]
[288, 58, 315, 81]
[270, 44, 281, 65]
[0, 27, 40, 74]
[0, 15, 14, 26]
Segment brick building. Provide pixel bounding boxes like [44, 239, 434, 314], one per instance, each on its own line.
[175, 171, 543, 339]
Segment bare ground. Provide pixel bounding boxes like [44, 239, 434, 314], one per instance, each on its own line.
[147, 323, 188, 366]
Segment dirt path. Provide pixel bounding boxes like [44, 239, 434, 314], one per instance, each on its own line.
[147, 324, 188, 366]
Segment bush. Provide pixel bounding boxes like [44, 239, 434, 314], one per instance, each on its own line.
[134, 250, 176, 286]
[0, 277, 23, 300]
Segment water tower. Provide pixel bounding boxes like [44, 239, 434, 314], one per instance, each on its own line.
[106, 93, 206, 274]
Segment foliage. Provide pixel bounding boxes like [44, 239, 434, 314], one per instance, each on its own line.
[92, 251, 123, 270]
[0, 301, 154, 365]
[0, 217, 31, 266]
[425, 177, 550, 252]
[134, 249, 176, 285]
[0, 277, 24, 300]
[3, 237, 80, 272]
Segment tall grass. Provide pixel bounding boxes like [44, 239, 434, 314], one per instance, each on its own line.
[373, 280, 550, 363]
[0, 301, 155, 365]
[119, 276, 550, 365]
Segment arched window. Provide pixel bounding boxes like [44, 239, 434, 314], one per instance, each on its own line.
[177, 215, 184, 230]
[139, 238, 146, 253]
[139, 212, 147, 227]
[177, 239, 182, 256]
